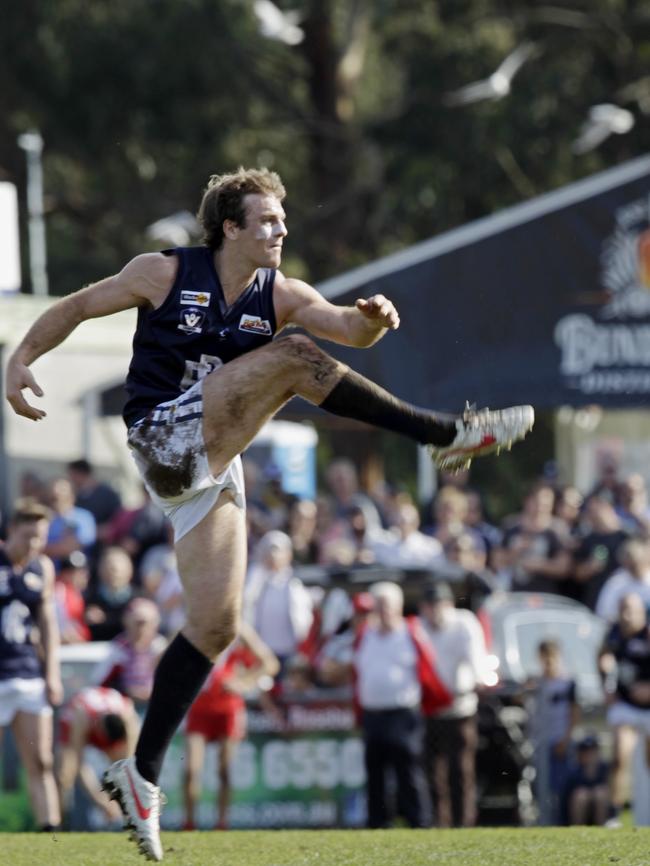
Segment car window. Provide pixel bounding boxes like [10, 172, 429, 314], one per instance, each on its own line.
[499, 610, 606, 702]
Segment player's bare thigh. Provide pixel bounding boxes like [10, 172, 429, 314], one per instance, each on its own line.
[12, 709, 54, 771]
[175, 490, 247, 660]
[201, 335, 344, 476]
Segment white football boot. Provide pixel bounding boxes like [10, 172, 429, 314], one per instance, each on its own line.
[429, 403, 535, 473]
[102, 757, 165, 862]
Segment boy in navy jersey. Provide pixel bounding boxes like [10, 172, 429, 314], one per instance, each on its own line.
[0, 500, 62, 831]
[6, 167, 533, 859]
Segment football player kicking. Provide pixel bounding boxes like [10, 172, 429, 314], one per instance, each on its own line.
[6, 167, 533, 859]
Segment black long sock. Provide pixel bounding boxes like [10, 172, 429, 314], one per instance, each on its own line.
[135, 632, 213, 785]
[319, 369, 457, 446]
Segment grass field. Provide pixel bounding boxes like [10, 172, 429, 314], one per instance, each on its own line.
[2, 828, 649, 866]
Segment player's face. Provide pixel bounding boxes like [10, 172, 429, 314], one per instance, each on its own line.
[9, 518, 49, 560]
[239, 194, 287, 268]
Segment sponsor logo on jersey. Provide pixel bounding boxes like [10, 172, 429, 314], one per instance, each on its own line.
[180, 290, 211, 307]
[239, 313, 272, 336]
[178, 307, 206, 334]
[23, 571, 44, 592]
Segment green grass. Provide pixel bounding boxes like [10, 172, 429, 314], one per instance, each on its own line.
[1, 828, 649, 866]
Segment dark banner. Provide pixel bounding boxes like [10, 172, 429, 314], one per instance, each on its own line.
[320, 162, 650, 410]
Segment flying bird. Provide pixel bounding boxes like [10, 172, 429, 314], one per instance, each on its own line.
[444, 42, 538, 106]
[146, 211, 200, 247]
[572, 104, 635, 154]
[253, 0, 304, 46]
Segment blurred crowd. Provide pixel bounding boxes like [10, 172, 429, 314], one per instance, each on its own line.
[4, 450, 650, 831]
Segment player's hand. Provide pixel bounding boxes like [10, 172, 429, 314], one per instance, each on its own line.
[46, 675, 64, 707]
[5, 359, 46, 420]
[355, 295, 400, 330]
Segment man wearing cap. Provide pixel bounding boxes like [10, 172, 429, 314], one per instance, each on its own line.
[243, 531, 313, 671]
[419, 581, 490, 828]
[562, 735, 610, 825]
[354, 581, 451, 828]
[54, 551, 91, 644]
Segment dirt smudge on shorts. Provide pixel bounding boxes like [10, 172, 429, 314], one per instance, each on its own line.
[129, 421, 201, 499]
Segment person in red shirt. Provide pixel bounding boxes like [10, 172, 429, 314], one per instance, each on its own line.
[57, 685, 139, 822]
[183, 622, 278, 830]
[54, 551, 90, 644]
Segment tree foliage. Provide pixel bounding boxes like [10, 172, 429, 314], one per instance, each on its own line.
[2, 0, 649, 293]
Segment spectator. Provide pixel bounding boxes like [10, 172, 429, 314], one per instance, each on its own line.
[287, 499, 320, 565]
[244, 531, 314, 669]
[419, 581, 490, 828]
[44, 477, 96, 566]
[258, 462, 297, 531]
[315, 590, 374, 688]
[598, 592, 650, 827]
[354, 581, 451, 829]
[93, 598, 166, 708]
[325, 458, 381, 527]
[85, 546, 137, 642]
[110, 486, 168, 580]
[616, 474, 650, 538]
[562, 734, 610, 826]
[67, 459, 122, 542]
[140, 542, 186, 637]
[18, 470, 47, 503]
[464, 490, 502, 557]
[587, 451, 622, 506]
[427, 486, 469, 548]
[282, 652, 320, 698]
[574, 495, 629, 610]
[528, 639, 579, 825]
[321, 502, 389, 568]
[368, 481, 413, 530]
[441, 530, 495, 609]
[373, 502, 443, 569]
[553, 485, 584, 548]
[54, 551, 91, 644]
[0, 500, 62, 831]
[183, 622, 278, 830]
[57, 685, 139, 823]
[595, 539, 650, 623]
[241, 458, 272, 553]
[498, 482, 571, 594]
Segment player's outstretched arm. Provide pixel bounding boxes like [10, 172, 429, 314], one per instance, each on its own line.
[6, 253, 175, 420]
[274, 273, 400, 348]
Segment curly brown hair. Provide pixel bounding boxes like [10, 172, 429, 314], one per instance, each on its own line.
[197, 167, 286, 250]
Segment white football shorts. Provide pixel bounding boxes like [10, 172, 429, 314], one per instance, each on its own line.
[0, 677, 51, 726]
[127, 378, 245, 542]
[607, 700, 650, 735]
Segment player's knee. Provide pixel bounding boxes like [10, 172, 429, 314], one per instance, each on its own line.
[31, 750, 54, 777]
[187, 607, 239, 659]
[274, 333, 322, 363]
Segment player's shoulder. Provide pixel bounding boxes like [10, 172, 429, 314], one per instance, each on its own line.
[36, 554, 56, 587]
[274, 270, 313, 294]
[120, 252, 179, 289]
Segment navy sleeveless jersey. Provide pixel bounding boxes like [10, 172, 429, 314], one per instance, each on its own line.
[123, 246, 278, 428]
[0, 550, 46, 681]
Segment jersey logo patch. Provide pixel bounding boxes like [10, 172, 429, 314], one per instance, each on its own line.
[180, 290, 211, 307]
[178, 307, 206, 334]
[239, 314, 272, 336]
[23, 571, 43, 592]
